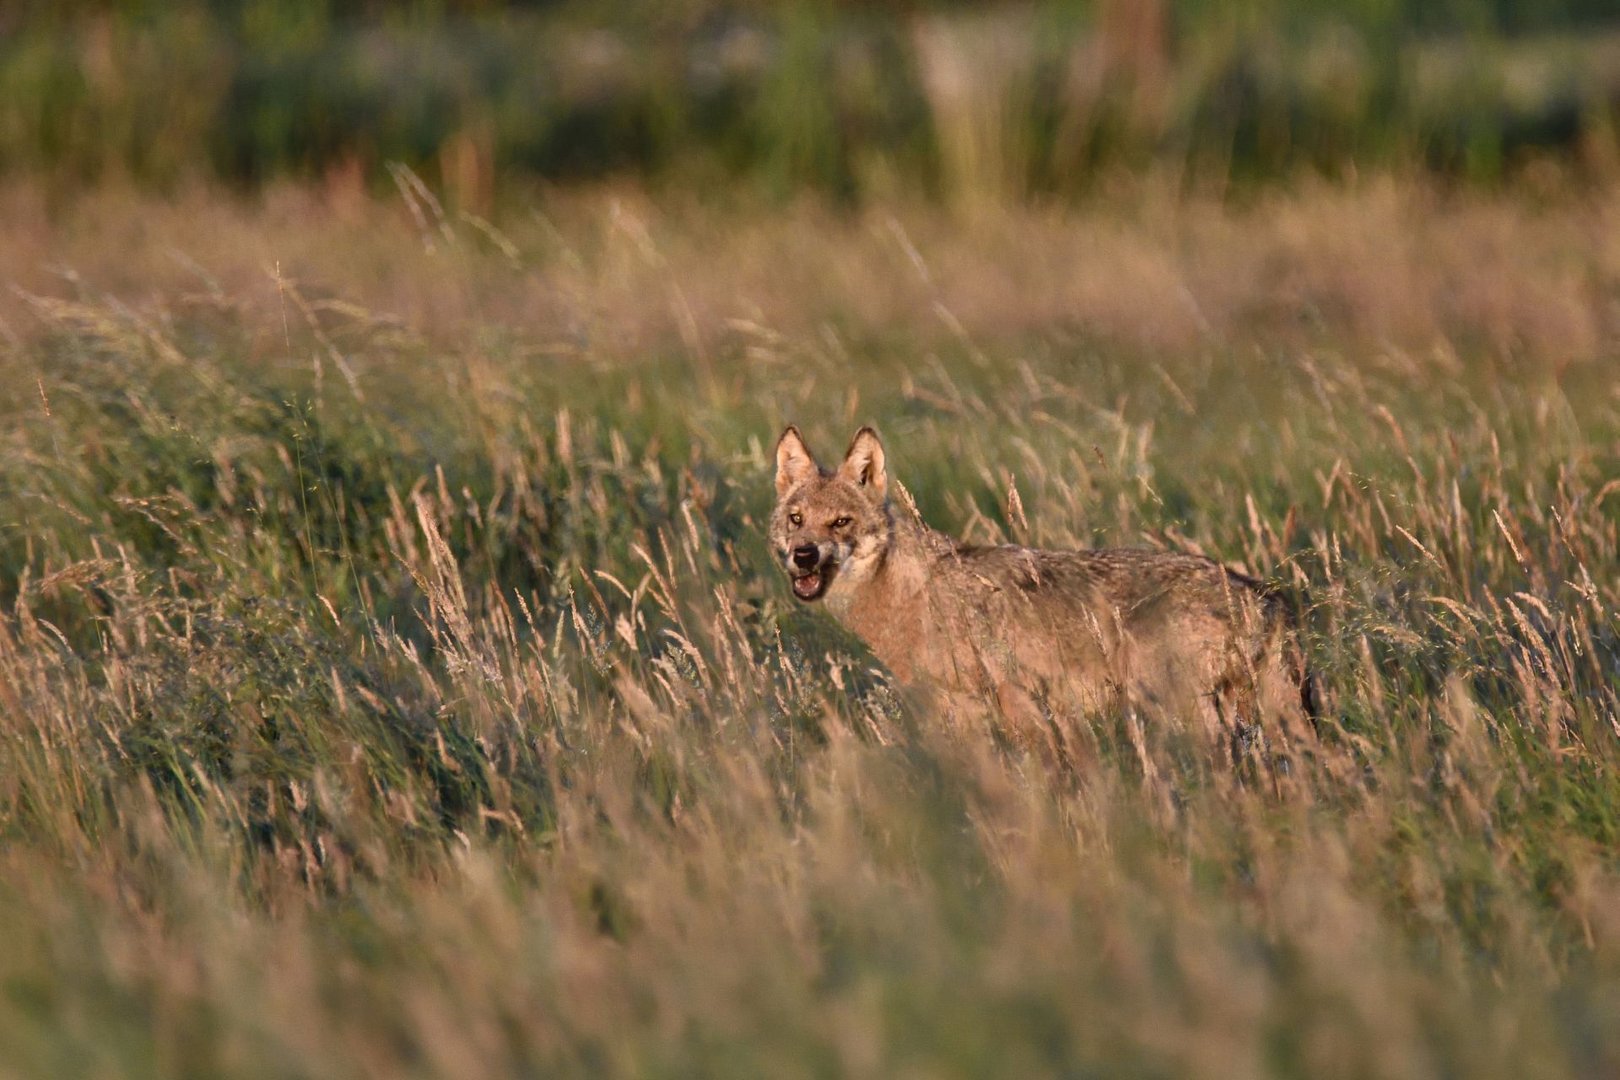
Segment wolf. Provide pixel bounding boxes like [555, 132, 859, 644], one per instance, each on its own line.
[768, 424, 1316, 762]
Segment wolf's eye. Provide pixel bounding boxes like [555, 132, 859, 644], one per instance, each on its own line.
[788, 512, 803, 526]
[830, 516, 852, 529]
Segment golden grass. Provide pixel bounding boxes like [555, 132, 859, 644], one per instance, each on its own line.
[0, 174, 1618, 1077]
[2, 173, 1615, 365]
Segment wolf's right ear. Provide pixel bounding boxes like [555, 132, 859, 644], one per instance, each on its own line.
[775, 426, 820, 497]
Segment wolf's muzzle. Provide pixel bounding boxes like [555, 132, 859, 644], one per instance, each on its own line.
[791, 544, 819, 570]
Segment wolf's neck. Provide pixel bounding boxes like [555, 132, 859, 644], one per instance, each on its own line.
[825, 515, 941, 679]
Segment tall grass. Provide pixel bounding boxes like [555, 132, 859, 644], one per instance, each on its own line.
[0, 175, 1619, 1075]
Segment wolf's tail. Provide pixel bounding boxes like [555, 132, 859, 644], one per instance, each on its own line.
[1281, 587, 1320, 735]
[1295, 653, 1320, 732]
[1261, 579, 1319, 735]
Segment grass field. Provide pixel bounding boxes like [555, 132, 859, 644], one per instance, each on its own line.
[3, 174, 1620, 1077]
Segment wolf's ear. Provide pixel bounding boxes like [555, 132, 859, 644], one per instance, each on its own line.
[838, 426, 888, 502]
[775, 426, 820, 497]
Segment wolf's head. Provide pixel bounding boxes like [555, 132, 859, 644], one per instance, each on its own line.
[769, 426, 892, 603]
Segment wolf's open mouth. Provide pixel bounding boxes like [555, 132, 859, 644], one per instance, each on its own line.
[791, 570, 827, 601]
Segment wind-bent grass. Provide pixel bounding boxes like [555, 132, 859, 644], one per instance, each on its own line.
[1, 178, 1619, 1077]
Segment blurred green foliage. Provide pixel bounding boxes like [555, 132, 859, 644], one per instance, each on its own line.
[1, 0, 1618, 197]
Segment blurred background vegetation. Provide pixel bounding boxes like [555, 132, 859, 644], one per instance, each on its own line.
[3, 0, 1619, 205]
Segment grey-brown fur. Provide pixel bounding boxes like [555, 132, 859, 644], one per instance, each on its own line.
[769, 425, 1315, 759]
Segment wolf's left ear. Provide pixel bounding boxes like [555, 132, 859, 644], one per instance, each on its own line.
[775, 425, 820, 497]
[838, 426, 887, 502]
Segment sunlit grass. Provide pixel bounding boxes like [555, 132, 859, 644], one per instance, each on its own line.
[1, 177, 1619, 1077]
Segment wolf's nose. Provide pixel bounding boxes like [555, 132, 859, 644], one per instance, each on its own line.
[791, 544, 819, 570]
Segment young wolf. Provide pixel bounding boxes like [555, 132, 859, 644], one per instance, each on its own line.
[769, 425, 1315, 760]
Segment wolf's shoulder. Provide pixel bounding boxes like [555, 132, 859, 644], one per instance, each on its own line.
[936, 542, 1109, 591]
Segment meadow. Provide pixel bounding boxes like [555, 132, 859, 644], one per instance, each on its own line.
[0, 171, 1617, 1078]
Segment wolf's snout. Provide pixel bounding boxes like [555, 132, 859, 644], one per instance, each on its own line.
[791, 544, 819, 570]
